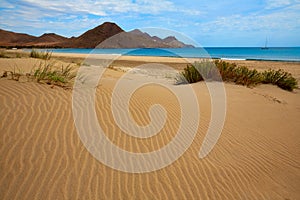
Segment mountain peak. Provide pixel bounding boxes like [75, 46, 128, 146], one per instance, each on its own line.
[95, 22, 122, 30]
[71, 22, 124, 48]
[40, 33, 56, 36]
[163, 36, 178, 43]
[130, 29, 144, 35]
[0, 22, 194, 48]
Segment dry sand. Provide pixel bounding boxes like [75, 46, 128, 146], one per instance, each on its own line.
[0, 55, 300, 199]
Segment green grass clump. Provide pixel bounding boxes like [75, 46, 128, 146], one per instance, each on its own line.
[215, 60, 237, 81]
[1, 61, 75, 88]
[214, 60, 262, 86]
[231, 66, 262, 86]
[32, 62, 75, 85]
[178, 64, 202, 83]
[178, 60, 298, 91]
[30, 49, 52, 60]
[262, 69, 298, 91]
[177, 61, 220, 83]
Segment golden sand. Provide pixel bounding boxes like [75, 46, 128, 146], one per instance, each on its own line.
[0, 55, 300, 199]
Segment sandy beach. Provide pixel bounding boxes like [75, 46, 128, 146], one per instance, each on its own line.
[0, 52, 300, 199]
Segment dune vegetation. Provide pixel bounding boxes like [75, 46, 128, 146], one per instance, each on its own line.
[1, 59, 75, 88]
[30, 49, 52, 60]
[178, 60, 298, 91]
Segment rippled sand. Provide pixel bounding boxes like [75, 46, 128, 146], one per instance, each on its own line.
[0, 56, 300, 199]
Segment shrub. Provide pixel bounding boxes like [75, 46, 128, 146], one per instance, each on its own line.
[215, 60, 237, 81]
[30, 49, 52, 60]
[177, 61, 220, 84]
[178, 60, 298, 91]
[262, 69, 298, 91]
[195, 61, 220, 81]
[232, 66, 262, 86]
[178, 64, 202, 83]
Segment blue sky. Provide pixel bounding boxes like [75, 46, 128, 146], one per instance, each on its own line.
[0, 0, 299, 47]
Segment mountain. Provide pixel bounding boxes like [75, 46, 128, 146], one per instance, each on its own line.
[0, 29, 36, 46]
[0, 22, 194, 48]
[0, 30, 67, 47]
[27, 33, 68, 46]
[162, 36, 194, 48]
[98, 29, 194, 48]
[63, 22, 124, 48]
[98, 29, 168, 48]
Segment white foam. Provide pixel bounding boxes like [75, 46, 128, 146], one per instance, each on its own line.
[220, 58, 246, 61]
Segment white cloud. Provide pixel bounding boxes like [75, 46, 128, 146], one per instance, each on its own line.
[0, 5, 112, 37]
[197, 4, 300, 33]
[19, 0, 177, 16]
[265, 0, 300, 9]
[0, 0, 205, 37]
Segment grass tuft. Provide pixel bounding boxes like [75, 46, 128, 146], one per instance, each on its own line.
[177, 61, 220, 84]
[178, 60, 298, 91]
[262, 69, 298, 91]
[32, 62, 75, 86]
[1, 61, 75, 88]
[30, 49, 52, 60]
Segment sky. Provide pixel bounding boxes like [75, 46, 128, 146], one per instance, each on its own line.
[0, 0, 300, 47]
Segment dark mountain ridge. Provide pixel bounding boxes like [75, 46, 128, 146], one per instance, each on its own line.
[0, 22, 194, 48]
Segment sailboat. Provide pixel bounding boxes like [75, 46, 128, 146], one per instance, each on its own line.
[261, 37, 269, 50]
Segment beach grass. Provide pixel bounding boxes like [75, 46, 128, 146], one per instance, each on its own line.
[262, 69, 298, 91]
[32, 61, 75, 85]
[0, 50, 28, 58]
[0, 52, 10, 58]
[30, 49, 52, 60]
[178, 60, 298, 91]
[1, 61, 75, 88]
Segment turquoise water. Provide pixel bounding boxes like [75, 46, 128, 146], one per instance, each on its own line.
[45, 47, 300, 62]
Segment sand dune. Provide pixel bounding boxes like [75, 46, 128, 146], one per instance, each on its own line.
[0, 56, 300, 199]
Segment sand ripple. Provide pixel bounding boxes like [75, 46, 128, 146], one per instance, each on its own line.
[0, 69, 300, 199]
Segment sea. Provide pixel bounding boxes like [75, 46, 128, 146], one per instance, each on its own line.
[44, 47, 300, 62]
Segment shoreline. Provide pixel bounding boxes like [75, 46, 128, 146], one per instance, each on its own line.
[51, 52, 300, 63]
[7, 48, 300, 63]
[53, 52, 300, 63]
[1, 50, 300, 82]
